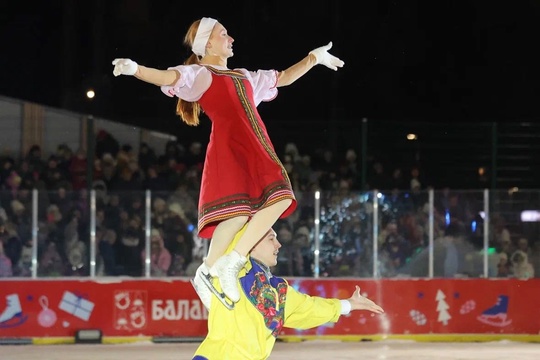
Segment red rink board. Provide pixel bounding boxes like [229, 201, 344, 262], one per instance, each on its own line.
[0, 278, 537, 338]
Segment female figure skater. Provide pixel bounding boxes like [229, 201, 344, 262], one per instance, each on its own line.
[112, 17, 344, 308]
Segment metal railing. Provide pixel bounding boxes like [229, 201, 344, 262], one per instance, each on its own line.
[1, 188, 538, 280]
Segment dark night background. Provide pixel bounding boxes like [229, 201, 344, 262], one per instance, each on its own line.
[1, 0, 540, 188]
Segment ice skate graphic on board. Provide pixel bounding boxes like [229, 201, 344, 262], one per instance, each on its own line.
[0, 294, 28, 328]
[477, 295, 512, 327]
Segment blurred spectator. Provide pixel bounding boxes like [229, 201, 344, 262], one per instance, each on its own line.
[531, 240, 540, 278]
[100, 153, 117, 189]
[390, 167, 406, 190]
[315, 149, 337, 190]
[284, 142, 301, 163]
[1, 158, 18, 193]
[151, 197, 169, 229]
[64, 214, 87, 275]
[167, 230, 193, 274]
[55, 143, 74, 177]
[341, 149, 360, 185]
[44, 204, 64, 248]
[184, 165, 201, 194]
[184, 252, 203, 277]
[0, 239, 13, 277]
[98, 229, 123, 276]
[496, 252, 511, 277]
[95, 129, 120, 159]
[141, 229, 171, 277]
[38, 241, 64, 277]
[378, 220, 400, 247]
[125, 195, 145, 220]
[143, 166, 168, 191]
[168, 180, 198, 223]
[1, 157, 16, 188]
[93, 157, 104, 181]
[499, 237, 515, 261]
[69, 148, 88, 190]
[138, 142, 157, 174]
[510, 250, 534, 279]
[295, 155, 315, 186]
[116, 144, 135, 172]
[516, 237, 533, 259]
[164, 140, 185, 163]
[367, 161, 391, 190]
[409, 166, 423, 191]
[381, 234, 409, 276]
[441, 222, 467, 277]
[292, 223, 311, 275]
[109, 166, 142, 192]
[166, 202, 190, 228]
[41, 155, 68, 190]
[0, 218, 22, 268]
[25, 145, 46, 175]
[93, 180, 108, 208]
[275, 221, 293, 275]
[103, 194, 123, 232]
[185, 141, 205, 171]
[15, 238, 33, 277]
[49, 185, 74, 216]
[162, 157, 186, 190]
[117, 218, 144, 276]
[276, 220, 309, 276]
[491, 214, 511, 249]
[16, 160, 36, 190]
[400, 212, 424, 250]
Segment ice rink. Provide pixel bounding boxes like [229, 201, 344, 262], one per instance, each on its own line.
[2, 340, 539, 360]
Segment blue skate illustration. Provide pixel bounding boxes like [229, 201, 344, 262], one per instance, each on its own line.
[477, 295, 512, 327]
[0, 294, 28, 328]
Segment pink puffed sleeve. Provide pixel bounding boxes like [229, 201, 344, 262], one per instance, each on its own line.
[241, 69, 279, 106]
[160, 64, 212, 102]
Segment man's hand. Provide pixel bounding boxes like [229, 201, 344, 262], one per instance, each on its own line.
[309, 42, 345, 71]
[112, 58, 138, 77]
[349, 285, 384, 314]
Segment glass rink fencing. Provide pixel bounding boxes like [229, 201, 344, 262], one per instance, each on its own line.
[0, 188, 539, 280]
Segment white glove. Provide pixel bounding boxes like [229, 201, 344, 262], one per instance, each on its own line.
[309, 42, 344, 71]
[112, 58, 138, 77]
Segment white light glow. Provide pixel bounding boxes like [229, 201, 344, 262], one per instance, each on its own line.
[521, 210, 540, 222]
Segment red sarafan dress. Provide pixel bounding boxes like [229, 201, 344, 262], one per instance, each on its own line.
[161, 64, 297, 239]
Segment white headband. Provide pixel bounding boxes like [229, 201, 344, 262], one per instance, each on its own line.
[192, 17, 217, 57]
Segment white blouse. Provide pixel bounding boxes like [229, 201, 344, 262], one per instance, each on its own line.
[160, 64, 279, 106]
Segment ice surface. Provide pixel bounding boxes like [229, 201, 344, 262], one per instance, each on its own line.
[1, 340, 539, 360]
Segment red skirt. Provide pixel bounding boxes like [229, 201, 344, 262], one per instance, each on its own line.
[196, 67, 296, 239]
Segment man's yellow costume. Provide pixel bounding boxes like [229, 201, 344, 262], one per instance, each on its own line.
[192, 226, 344, 360]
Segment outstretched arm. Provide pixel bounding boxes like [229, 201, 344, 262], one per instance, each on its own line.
[276, 42, 344, 87]
[346, 285, 385, 314]
[112, 59, 179, 86]
[283, 283, 383, 330]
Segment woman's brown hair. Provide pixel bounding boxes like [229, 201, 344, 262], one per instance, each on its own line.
[176, 19, 203, 126]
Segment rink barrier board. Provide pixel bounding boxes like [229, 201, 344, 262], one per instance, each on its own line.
[0, 278, 538, 341]
[277, 334, 540, 343]
[2, 334, 539, 346]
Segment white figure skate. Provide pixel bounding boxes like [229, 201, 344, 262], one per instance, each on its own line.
[0, 294, 28, 328]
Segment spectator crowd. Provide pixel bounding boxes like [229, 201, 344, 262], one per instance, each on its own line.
[0, 129, 539, 279]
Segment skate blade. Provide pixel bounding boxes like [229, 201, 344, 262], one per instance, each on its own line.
[199, 271, 235, 310]
[0, 313, 28, 328]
